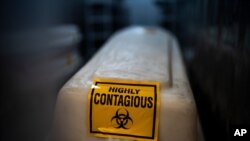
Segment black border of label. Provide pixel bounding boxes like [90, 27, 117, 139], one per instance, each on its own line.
[89, 81, 158, 139]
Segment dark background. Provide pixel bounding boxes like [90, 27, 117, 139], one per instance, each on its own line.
[0, 0, 250, 141]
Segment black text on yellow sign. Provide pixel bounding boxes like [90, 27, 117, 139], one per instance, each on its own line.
[88, 78, 160, 141]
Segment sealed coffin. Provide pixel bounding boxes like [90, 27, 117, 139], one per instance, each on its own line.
[51, 27, 197, 141]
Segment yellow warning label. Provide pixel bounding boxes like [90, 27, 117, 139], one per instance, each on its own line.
[88, 78, 160, 141]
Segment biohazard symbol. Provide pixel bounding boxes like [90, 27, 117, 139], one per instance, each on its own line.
[111, 108, 133, 129]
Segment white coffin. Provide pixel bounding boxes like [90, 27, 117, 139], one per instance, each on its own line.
[51, 27, 197, 141]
